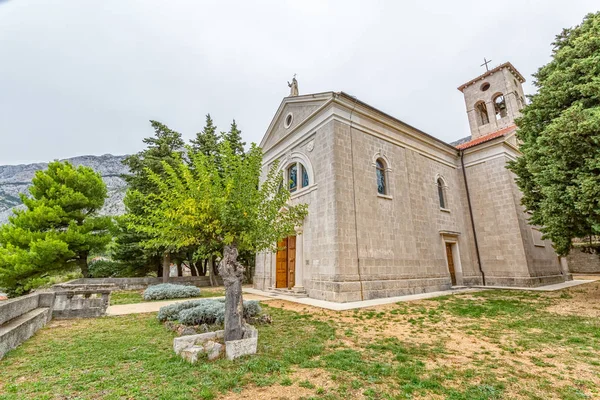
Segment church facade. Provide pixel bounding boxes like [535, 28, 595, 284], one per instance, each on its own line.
[254, 62, 570, 303]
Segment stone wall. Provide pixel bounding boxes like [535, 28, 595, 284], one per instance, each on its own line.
[55, 276, 220, 291]
[567, 247, 600, 274]
[52, 290, 110, 319]
[0, 289, 110, 359]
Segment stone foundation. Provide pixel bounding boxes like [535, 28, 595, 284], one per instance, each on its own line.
[483, 274, 569, 287]
[305, 277, 454, 303]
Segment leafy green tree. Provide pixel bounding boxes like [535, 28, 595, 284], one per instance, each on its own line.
[508, 12, 600, 256]
[130, 141, 307, 341]
[0, 161, 112, 295]
[114, 120, 186, 276]
[222, 120, 246, 156]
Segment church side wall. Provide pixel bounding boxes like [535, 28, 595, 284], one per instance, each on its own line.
[324, 120, 478, 301]
[463, 154, 533, 284]
[508, 169, 567, 284]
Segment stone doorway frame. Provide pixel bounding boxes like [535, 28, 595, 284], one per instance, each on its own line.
[270, 227, 304, 292]
[440, 231, 463, 287]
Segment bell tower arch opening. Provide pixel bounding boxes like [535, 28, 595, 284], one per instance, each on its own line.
[457, 62, 526, 139]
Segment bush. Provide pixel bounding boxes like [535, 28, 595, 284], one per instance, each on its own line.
[143, 283, 201, 301]
[179, 300, 226, 325]
[157, 298, 261, 325]
[88, 260, 127, 278]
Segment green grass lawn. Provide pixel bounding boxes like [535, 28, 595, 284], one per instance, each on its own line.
[109, 287, 227, 305]
[1, 284, 599, 399]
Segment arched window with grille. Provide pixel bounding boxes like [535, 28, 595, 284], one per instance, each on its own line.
[376, 158, 387, 195]
[437, 177, 447, 209]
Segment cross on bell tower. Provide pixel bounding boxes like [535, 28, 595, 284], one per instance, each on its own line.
[480, 58, 492, 71]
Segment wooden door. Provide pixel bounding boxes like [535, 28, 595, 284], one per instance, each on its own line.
[276, 238, 288, 288]
[445, 243, 456, 285]
[287, 236, 296, 289]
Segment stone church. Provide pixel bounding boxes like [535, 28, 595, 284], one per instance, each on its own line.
[254, 62, 570, 302]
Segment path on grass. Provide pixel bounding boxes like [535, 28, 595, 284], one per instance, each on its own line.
[107, 279, 595, 315]
[106, 294, 272, 316]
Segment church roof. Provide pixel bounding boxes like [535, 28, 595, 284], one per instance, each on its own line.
[457, 62, 525, 92]
[455, 125, 517, 150]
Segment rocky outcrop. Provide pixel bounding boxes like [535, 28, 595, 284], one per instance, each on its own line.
[0, 154, 129, 224]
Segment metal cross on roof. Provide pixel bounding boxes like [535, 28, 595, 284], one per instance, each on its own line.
[480, 58, 492, 71]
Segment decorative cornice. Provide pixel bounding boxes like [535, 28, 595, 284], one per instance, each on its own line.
[457, 62, 526, 92]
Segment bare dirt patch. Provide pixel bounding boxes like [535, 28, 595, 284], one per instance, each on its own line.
[545, 280, 600, 317]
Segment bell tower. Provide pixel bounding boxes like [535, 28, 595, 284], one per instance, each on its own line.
[458, 61, 526, 139]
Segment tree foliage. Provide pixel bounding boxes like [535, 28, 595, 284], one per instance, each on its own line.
[222, 119, 246, 157]
[129, 140, 307, 340]
[508, 12, 600, 256]
[114, 120, 186, 275]
[0, 161, 112, 295]
[190, 114, 220, 159]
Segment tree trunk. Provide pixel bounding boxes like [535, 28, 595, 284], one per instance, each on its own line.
[162, 253, 171, 283]
[79, 251, 90, 278]
[176, 261, 183, 277]
[202, 259, 209, 276]
[188, 262, 198, 276]
[218, 244, 245, 342]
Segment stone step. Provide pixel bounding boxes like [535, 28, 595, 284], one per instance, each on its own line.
[0, 307, 50, 359]
[266, 288, 308, 298]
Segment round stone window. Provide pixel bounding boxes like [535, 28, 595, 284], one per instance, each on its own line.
[284, 113, 293, 128]
[480, 82, 490, 92]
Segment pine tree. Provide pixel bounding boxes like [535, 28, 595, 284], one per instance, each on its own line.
[222, 120, 246, 156]
[0, 161, 112, 295]
[190, 114, 220, 159]
[114, 120, 186, 276]
[508, 12, 600, 256]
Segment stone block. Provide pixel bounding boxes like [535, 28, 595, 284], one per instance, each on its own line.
[181, 345, 204, 364]
[225, 336, 258, 360]
[203, 340, 223, 361]
[173, 331, 221, 355]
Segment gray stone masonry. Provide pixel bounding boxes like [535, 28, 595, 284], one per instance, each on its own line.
[174, 324, 258, 362]
[255, 85, 566, 303]
[0, 288, 111, 359]
[567, 247, 600, 274]
[52, 290, 110, 319]
[0, 307, 49, 360]
[173, 330, 225, 355]
[55, 276, 221, 291]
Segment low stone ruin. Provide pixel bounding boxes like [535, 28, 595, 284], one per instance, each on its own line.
[173, 323, 258, 362]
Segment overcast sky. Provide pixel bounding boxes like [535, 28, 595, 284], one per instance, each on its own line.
[0, 1, 597, 165]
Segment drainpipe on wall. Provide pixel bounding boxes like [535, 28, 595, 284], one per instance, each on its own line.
[460, 149, 486, 286]
[344, 93, 365, 301]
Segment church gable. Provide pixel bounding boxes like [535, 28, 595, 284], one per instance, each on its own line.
[260, 94, 333, 152]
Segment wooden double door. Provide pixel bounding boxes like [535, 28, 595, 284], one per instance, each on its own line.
[276, 236, 296, 289]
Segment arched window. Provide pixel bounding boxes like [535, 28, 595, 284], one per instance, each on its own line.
[286, 161, 309, 193]
[376, 158, 387, 195]
[437, 178, 447, 209]
[493, 94, 507, 120]
[287, 164, 298, 192]
[475, 101, 489, 126]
